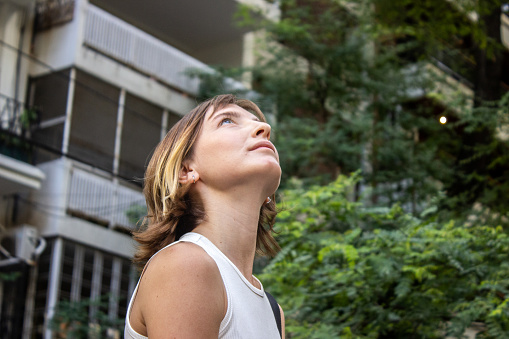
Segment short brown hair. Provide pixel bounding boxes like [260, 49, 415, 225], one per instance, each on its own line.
[132, 94, 280, 270]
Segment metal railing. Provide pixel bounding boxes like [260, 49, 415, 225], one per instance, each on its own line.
[0, 93, 32, 135]
[83, 4, 210, 95]
[0, 93, 40, 163]
[67, 166, 145, 230]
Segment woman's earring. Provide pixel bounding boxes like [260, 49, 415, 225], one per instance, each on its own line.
[265, 197, 271, 204]
[192, 174, 196, 184]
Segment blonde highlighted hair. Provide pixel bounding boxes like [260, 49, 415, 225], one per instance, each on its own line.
[133, 94, 280, 270]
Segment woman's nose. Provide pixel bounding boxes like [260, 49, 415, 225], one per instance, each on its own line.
[252, 121, 271, 139]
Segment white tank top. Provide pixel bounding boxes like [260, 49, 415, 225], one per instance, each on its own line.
[124, 232, 281, 339]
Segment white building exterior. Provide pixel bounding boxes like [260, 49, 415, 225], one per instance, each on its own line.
[0, 0, 274, 337]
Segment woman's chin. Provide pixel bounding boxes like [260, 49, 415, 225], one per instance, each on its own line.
[263, 166, 282, 195]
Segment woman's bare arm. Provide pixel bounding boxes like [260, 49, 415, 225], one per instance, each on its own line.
[133, 242, 226, 338]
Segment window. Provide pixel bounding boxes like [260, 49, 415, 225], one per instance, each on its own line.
[29, 69, 70, 163]
[68, 70, 120, 172]
[119, 93, 163, 181]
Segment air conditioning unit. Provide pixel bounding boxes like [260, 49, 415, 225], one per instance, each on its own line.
[1, 225, 46, 265]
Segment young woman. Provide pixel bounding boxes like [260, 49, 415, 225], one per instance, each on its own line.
[125, 94, 285, 338]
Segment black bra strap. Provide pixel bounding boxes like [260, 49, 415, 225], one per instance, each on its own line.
[265, 291, 282, 338]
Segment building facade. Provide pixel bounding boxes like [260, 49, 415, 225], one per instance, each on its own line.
[0, 0, 275, 337]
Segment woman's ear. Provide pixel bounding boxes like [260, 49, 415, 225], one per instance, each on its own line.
[178, 163, 199, 185]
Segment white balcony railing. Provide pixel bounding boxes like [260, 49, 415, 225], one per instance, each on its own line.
[67, 167, 145, 230]
[83, 4, 210, 95]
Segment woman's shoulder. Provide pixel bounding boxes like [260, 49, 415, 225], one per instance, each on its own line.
[134, 241, 226, 337]
[144, 241, 219, 282]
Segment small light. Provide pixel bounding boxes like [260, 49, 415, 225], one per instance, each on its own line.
[440, 116, 447, 124]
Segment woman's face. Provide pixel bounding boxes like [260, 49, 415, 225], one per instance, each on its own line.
[189, 104, 281, 195]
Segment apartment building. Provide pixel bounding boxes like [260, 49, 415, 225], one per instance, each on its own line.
[0, 0, 276, 337]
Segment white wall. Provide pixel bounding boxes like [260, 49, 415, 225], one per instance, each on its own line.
[28, 158, 135, 257]
[0, 2, 34, 110]
[30, 0, 85, 76]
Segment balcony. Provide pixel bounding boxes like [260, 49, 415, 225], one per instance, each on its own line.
[0, 103, 143, 230]
[83, 4, 208, 95]
[0, 94, 45, 195]
[67, 165, 145, 230]
[0, 153, 45, 195]
[31, 2, 203, 115]
[29, 158, 143, 256]
[0, 90, 143, 231]
[31, 0, 255, 109]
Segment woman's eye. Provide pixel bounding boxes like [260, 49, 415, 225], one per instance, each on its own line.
[219, 118, 234, 126]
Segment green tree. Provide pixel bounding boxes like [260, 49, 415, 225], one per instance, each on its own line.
[263, 174, 509, 338]
[233, 0, 471, 212]
[229, 0, 509, 216]
[372, 0, 509, 214]
[50, 294, 124, 339]
[0, 272, 20, 281]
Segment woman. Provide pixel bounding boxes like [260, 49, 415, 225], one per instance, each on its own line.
[125, 94, 285, 338]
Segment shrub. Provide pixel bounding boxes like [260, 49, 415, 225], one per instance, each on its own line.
[263, 174, 509, 338]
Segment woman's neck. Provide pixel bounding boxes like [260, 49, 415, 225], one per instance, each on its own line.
[192, 191, 263, 283]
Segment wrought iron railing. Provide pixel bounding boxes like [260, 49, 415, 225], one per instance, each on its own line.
[0, 93, 37, 134]
[0, 93, 40, 163]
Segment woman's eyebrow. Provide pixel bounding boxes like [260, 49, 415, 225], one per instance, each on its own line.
[208, 110, 242, 121]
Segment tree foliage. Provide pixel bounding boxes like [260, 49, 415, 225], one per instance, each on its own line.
[370, 0, 509, 214]
[50, 295, 124, 339]
[263, 174, 509, 338]
[0, 272, 20, 281]
[229, 0, 509, 216]
[443, 92, 509, 214]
